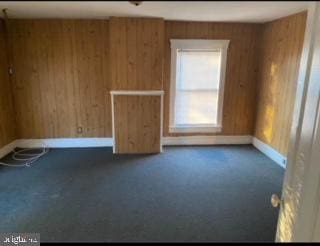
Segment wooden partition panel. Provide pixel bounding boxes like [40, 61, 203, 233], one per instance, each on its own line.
[254, 12, 307, 155]
[112, 94, 162, 153]
[0, 20, 16, 148]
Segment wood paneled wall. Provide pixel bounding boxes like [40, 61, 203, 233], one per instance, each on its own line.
[113, 95, 161, 153]
[0, 20, 16, 148]
[6, 20, 265, 139]
[163, 21, 262, 136]
[2, 15, 306, 148]
[254, 12, 307, 155]
[109, 17, 164, 90]
[10, 20, 111, 139]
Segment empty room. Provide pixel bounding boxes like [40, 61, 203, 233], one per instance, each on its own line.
[1, 1, 320, 243]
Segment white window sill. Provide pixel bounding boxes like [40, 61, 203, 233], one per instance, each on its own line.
[169, 125, 222, 133]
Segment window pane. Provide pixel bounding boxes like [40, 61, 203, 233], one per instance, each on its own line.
[174, 50, 221, 125]
[175, 90, 218, 125]
[177, 50, 221, 90]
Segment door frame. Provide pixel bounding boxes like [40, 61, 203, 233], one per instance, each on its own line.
[276, 1, 320, 242]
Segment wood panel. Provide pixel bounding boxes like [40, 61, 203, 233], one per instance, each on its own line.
[163, 21, 262, 136]
[9, 20, 111, 139]
[113, 95, 161, 153]
[109, 18, 164, 153]
[254, 12, 307, 155]
[109, 17, 164, 90]
[0, 20, 16, 148]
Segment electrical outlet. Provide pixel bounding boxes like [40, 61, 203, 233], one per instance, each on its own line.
[8, 67, 13, 75]
[77, 126, 83, 134]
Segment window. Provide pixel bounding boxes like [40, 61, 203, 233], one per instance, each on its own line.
[169, 39, 229, 133]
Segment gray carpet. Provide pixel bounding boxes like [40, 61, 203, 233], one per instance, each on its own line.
[0, 145, 284, 242]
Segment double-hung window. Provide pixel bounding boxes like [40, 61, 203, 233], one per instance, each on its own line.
[169, 39, 229, 133]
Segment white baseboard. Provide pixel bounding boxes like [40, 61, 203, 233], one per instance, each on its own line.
[14, 136, 251, 148]
[162, 135, 252, 146]
[0, 137, 286, 170]
[2, 136, 251, 152]
[252, 137, 287, 168]
[15, 138, 114, 148]
[0, 141, 16, 159]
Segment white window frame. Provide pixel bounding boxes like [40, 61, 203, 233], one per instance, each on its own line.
[169, 39, 230, 133]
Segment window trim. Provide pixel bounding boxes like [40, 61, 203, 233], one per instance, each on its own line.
[169, 39, 230, 133]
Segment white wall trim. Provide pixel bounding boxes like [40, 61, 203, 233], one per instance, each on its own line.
[160, 93, 164, 152]
[15, 138, 114, 148]
[162, 135, 252, 146]
[252, 137, 287, 169]
[169, 125, 222, 133]
[170, 39, 230, 50]
[110, 90, 164, 96]
[0, 141, 16, 159]
[111, 93, 116, 153]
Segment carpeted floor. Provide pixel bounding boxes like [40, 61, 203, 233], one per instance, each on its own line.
[0, 145, 284, 242]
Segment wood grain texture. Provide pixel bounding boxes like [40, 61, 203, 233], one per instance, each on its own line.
[109, 17, 164, 90]
[10, 20, 111, 139]
[0, 20, 16, 148]
[109, 18, 164, 153]
[254, 12, 307, 155]
[5, 16, 306, 149]
[113, 95, 161, 153]
[163, 21, 262, 136]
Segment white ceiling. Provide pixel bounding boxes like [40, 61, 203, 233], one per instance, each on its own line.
[0, 1, 309, 23]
